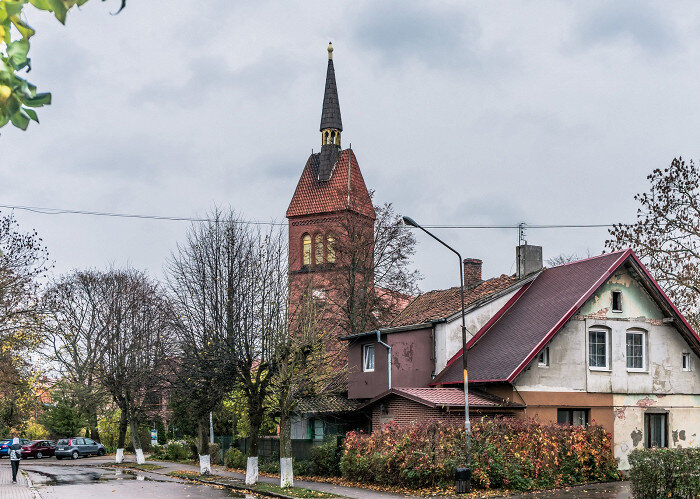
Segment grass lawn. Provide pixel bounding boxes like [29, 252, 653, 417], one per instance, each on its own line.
[167, 470, 340, 498]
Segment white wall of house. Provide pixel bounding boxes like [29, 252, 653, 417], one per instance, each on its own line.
[434, 288, 520, 374]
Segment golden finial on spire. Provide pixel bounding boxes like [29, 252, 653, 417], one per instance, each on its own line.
[327, 42, 333, 60]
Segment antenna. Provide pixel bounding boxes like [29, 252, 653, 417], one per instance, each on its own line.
[518, 222, 527, 246]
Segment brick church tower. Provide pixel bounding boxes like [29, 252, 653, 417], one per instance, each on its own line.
[286, 43, 376, 343]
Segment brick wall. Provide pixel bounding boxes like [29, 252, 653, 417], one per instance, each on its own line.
[463, 258, 483, 288]
[370, 396, 463, 432]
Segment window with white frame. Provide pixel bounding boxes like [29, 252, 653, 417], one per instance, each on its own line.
[682, 352, 691, 371]
[588, 329, 608, 369]
[362, 344, 375, 372]
[626, 330, 646, 370]
[538, 346, 550, 367]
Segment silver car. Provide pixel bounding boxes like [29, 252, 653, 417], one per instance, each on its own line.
[55, 438, 106, 460]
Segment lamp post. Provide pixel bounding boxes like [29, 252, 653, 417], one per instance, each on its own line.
[403, 216, 471, 492]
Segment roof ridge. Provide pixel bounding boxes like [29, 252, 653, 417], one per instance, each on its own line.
[548, 249, 628, 269]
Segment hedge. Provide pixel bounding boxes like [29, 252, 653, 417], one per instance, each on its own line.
[629, 448, 700, 498]
[341, 418, 621, 491]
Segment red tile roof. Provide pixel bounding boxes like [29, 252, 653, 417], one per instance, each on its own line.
[432, 251, 670, 385]
[363, 387, 521, 409]
[390, 275, 522, 327]
[286, 149, 375, 220]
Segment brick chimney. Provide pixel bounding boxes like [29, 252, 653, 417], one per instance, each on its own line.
[463, 258, 483, 288]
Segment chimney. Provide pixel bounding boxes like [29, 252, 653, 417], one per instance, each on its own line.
[463, 258, 483, 288]
[516, 244, 543, 278]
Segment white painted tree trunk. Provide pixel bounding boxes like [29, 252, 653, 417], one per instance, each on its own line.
[135, 448, 145, 464]
[280, 457, 293, 488]
[245, 456, 258, 485]
[115, 448, 124, 463]
[199, 454, 211, 475]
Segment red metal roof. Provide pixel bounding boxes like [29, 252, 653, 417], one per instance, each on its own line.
[432, 251, 633, 384]
[390, 275, 521, 327]
[286, 149, 375, 220]
[363, 387, 520, 409]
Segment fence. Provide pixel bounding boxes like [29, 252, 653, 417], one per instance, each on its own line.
[219, 436, 319, 461]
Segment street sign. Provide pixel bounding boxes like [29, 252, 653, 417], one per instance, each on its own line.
[151, 429, 158, 446]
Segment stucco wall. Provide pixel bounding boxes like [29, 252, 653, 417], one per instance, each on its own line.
[435, 288, 519, 374]
[612, 394, 700, 470]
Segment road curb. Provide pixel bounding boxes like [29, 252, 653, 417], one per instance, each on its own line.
[171, 474, 299, 499]
[20, 470, 41, 499]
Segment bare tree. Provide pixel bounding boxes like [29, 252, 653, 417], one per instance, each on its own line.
[97, 269, 173, 464]
[42, 270, 110, 441]
[168, 211, 287, 481]
[545, 249, 594, 267]
[606, 157, 700, 326]
[273, 287, 343, 488]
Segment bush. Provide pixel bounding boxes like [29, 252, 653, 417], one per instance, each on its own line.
[209, 443, 221, 465]
[258, 457, 280, 474]
[225, 448, 247, 469]
[629, 448, 700, 498]
[166, 441, 190, 461]
[311, 438, 341, 476]
[341, 419, 621, 491]
[294, 459, 313, 476]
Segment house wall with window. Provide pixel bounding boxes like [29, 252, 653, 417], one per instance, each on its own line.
[512, 266, 700, 469]
[347, 327, 434, 399]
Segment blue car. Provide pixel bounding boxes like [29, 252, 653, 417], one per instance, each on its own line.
[0, 439, 29, 458]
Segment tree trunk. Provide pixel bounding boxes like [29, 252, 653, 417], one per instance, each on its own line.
[115, 409, 128, 463]
[246, 403, 262, 485]
[89, 407, 100, 442]
[129, 418, 145, 464]
[198, 413, 211, 475]
[279, 412, 293, 488]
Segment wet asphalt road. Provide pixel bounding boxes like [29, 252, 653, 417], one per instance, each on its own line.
[2, 459, 239, 498]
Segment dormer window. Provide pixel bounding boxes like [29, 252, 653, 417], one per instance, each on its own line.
[363, 344, 375, 372]
[612, 291, 622, 312]
[315, 234, 324, 265]
[302, 234, 311, 266]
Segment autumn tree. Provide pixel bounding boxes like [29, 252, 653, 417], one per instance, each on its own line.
[607, 157, 700, 326]
[0, 212, 50, 433]
[0, 0, 124, 130]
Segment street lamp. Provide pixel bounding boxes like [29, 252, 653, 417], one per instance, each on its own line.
[402, 216, 471, 492]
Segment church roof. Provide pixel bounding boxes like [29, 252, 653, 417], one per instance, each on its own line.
[320, 55, 342, 132]
[286, 149, 376, 220]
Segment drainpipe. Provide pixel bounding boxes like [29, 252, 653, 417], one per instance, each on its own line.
[376, 330, 392, 390]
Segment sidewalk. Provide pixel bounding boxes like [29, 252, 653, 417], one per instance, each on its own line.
[142, 459, 409, 499]
[0, 464, 35, 499]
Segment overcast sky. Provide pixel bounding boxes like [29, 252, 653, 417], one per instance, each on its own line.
[2, 1, 699, 292]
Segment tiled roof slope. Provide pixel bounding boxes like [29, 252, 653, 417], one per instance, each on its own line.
[432, 251, 630, 385]
[363, 387, 521, 409]
[286, 149, 375, 219]
[390, 275, 520, 327]
[296, 394, 361, 415]
[320, 58, 342, 131]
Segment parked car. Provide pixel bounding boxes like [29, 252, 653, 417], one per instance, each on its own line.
[21, 440, 56, 459]
[0, 439, 29, 458]
[55, 438, 105, 460]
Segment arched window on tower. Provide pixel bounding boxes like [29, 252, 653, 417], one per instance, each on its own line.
[315, 234, 324, 265]
[302, 234, 311, 266]
[326, 235, 336, 264]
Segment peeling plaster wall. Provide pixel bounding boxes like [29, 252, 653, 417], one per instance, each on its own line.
[613, 394, 700, 470]
[434, 288, 519, 374]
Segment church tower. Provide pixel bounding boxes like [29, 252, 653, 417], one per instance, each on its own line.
[286, 43, 376, 339]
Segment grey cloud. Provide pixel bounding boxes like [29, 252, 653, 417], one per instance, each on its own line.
[351, 2, 480, 68]
[573, 1, 677, 53]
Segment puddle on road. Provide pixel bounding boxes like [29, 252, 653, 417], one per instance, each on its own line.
[24, 467, 156, 486]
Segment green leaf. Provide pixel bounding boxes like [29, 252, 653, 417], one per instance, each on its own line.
[11, 16, 36, 40]
[22, 107, 38, 122]
[7, 39, 30, 70]
[0, 112, 9, 127]
[3, 1, 24, 17]
[29, 0, 56, 11]
[47, 0, 68, 24]
[10, 108, 29, 129]
[24, 92, 50, 106]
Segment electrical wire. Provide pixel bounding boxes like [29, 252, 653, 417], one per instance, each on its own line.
[0, 203, 618, 229]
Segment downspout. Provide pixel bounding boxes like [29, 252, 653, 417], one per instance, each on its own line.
[376, 331, 392, 390]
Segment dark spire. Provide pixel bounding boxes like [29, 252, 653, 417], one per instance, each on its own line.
[318, 42, 343, 182]
[320, 42, 343, 132]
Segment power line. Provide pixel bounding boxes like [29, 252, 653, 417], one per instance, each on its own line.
[0, 203, 618, 230]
